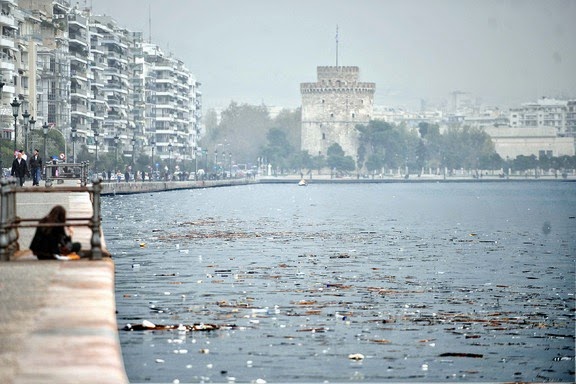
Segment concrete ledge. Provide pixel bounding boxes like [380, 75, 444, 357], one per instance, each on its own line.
[101, 178, 254, 195]
[1, 259, 128, 384]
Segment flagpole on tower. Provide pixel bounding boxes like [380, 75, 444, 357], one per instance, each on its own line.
[335, 25, 339, 67]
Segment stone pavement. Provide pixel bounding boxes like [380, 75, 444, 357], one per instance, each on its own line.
[0, 181, 128, 384]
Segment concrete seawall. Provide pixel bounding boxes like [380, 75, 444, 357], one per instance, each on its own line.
[0, 260, 128, 384]
[101, 178, 254, 195]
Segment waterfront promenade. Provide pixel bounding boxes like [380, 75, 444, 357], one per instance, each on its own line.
[0, 181, 128, 384]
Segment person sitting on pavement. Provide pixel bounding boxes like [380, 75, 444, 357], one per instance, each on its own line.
[30, 205, 81, 260]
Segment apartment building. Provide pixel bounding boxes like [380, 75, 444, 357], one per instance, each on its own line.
[509, 97, 574, 137]
[0, 0, 20, 142]
[0, 0, 201, 167]
[142, 42, 200, 163]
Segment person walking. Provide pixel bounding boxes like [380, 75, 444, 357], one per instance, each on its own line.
[11, 150, 29, 186]
[29, 148, 42, 186]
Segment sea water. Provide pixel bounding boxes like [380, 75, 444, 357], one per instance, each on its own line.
[102, 182, 575, 383]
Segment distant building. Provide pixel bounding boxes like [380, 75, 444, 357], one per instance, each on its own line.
[483, 125, 574, 159]
[509, 97, 575, 137]
[484, 98, 576, 159]
[300, 66, 375, 159]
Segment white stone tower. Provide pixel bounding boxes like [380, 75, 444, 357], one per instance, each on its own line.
[300, 66, 375, 160]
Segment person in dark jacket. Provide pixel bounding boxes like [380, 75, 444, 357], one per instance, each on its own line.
[28, 149, 42, 186]
[29, 205, 81, 260]
[11, 150, 29, 186]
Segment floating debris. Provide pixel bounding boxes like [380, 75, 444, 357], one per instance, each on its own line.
[123, 322, 235, 332]
[439, 352, 483, 358]
[348, 353, 365, 360]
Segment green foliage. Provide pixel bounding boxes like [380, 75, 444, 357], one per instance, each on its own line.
[201, 103, 301, 170]
[357, 120, 504, 173]
[326, 143, 356, 172]
[260, 127, 293, 173]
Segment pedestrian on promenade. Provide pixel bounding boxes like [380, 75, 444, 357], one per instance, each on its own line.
[11, 150, 29, 186]
[30, 205, 81, 260]
[29, 149, 42, 186]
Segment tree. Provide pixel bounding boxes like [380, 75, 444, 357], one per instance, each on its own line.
[260, 127, 293, 174]
[326, 143, 356, 174]
[311, 154, 326, 175]
[200, 102, 271, 165]
[290, 150, 313, 172]
[512, 155, 538, 172]
[272, 107, 301, 151]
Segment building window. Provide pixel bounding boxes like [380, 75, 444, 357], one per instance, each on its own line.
[321, 99, 325, 104]
[330, 113, 334, 118]
[322, 133, 326, 140]
[352, 113, 355, 118]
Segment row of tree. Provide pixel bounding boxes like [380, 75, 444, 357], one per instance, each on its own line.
[201, 102, 576, 176]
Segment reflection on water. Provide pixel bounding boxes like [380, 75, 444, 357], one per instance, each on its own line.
[102, 182, 575, 383]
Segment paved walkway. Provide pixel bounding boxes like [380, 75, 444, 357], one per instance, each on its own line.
[0, 181, 128, 384]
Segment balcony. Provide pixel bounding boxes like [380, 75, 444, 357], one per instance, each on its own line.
[0, 14, 17, 29]
[0, 36, 15, 49]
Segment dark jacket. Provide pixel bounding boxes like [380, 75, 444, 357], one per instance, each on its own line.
[29, 223, 68, 259]
[29, 154, 42, 170]
[11, 158, 29, 178]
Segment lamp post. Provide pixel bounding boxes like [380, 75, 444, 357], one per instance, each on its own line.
[94, 131, 99, 172]
[131, 135, 136, 168]
[28, 116, 36, 155]
[10, 98, 21, 152]
[193, 146, 198, 180]
[71, 127, 77, 163]
[204, 149, 208, 172]
[114, 135, 119, 173]
[22, 109, 30, 154]
[229, 152, 232, 178]
[42, 122, 49, 177]
[168, 142, 173, 179]
[150, 140, 156, 179]
[214, 150, 218, 170]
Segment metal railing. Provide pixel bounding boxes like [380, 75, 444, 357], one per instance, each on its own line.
[0, 176, 103, 261]
[44, 161, 90, 187]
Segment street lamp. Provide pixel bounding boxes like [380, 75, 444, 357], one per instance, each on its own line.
[22, 110, 30, 154]
[94, 130, 99, 172]
[193, 146, 198, 180]
[168, 142, 173, 179]
[114, 135, 119, 173]
[10, 98, 21, 152]
[71, 127, 77, 163]
[131, 135, 136, 167]
[150, 140, 156, 179]
[28, 116, 36, 155]
[42, 122, 49, 177]
[229, 152, 232, 178]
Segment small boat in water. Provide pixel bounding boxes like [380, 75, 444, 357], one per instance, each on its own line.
[298, 179, 308, 186]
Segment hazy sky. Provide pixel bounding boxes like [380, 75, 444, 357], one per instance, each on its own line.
[89, 0, 576, 110]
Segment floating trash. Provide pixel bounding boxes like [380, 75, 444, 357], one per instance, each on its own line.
[123, 322, 234, 332]
[348, 353, 365, 360]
